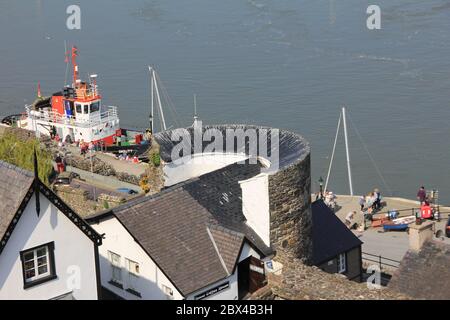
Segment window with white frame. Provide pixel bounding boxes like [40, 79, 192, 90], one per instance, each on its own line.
[126, 259, 140, 290]
[20, 242, 56, 288]
[337, 253, 347, 274]
[162, 284, 174, 299]
[108, 251, 122, 285]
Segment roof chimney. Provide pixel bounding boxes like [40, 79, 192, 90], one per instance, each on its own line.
[408, 220, 435, 251]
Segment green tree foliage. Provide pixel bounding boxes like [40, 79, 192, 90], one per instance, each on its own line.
[0, 134, 53, 184]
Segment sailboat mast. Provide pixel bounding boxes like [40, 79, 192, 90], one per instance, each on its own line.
[342, 107, 354, 196]
[193, 94, 199, 127]
[148, 66, 154, 133]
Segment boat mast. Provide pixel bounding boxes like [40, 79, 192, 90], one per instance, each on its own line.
[148, 66, 154, 133]
[71, 46, 79, 87]
[193, 94, 199, 127]
[342, 107, 354, 196]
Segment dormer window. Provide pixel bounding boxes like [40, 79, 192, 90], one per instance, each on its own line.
[20, 242, 57, 289]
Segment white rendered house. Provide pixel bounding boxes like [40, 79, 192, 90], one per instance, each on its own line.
[0, 161, 103, 300]
[86, 162, 272, 300]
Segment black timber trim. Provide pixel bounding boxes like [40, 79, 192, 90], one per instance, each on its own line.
[0, 179, 103, 257]
[0, 184, 35, 256]
[230, 239, 247, 275]
[94, 244, 102, 300]
[20, 241, 57, 289]
[108, 280, 124, 290]
[125, 288, 142, 298]
[38, 181, 102, 245]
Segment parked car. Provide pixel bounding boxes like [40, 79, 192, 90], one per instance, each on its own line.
[53, 172, 80, 186]
[446, 215, 450, 238]
[116, 188, 139, 195]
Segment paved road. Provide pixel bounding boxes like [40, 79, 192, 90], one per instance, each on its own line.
[71, 179, 131, 201]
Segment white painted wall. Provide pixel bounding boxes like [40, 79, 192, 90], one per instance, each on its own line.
[164, 153, 249, 186]
[238, 242, 261, 263]
[239, 174, 271, 247]
[90, 216, 183, 300]
[0, 194, 98, 300]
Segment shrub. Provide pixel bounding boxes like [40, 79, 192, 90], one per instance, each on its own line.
[0, 133, 53, 184]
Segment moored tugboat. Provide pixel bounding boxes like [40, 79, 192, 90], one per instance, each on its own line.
[11, 46, 120, 146]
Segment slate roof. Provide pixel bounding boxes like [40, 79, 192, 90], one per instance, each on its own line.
[209, 225, 245, 274]
[388, 240, 450, 300]
[0, 160, 103, 254]
[0, 160, 35, 241]
[311, 200, 363, 265]
[87, 161, 273, 296]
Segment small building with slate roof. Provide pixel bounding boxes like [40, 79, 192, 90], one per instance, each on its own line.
[311, 200, 363, 281]
[0, 160, 102, 300]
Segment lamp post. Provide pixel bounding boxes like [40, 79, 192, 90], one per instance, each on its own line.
[318, 176, 324, 199]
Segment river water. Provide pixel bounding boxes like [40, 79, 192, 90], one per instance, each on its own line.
[1, 0, 450, 203]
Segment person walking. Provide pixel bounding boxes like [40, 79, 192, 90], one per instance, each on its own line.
[417, 186, 426, 205]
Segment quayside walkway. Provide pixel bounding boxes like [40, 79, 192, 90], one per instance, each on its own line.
[332, 195, 450, 261]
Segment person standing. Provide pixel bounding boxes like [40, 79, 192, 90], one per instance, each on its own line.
[55, 154, 65, 173]
[359, 195, 366, 211]
[417, 186, 426, 204]
[373, 188, 381, 210]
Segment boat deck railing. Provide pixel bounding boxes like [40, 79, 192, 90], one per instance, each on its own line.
[25, 105, 119, 128]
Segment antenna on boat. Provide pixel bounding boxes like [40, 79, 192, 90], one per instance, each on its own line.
[324, 107, 354, 196]
[71, 46, 79, 87]
[64, 40, 69, 87]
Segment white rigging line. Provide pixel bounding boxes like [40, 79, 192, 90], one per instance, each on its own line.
[155, 72, 182, 127]
[152, 70, 167, 131]
[324, 111, 341, 192]
[347, 112, 393, 196]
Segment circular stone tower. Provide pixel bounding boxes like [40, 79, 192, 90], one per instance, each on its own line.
[154, 124, 313, 263]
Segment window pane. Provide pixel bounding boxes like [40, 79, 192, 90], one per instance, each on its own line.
[84, 105, 89, 114]
[109, 251, 120, 266]
[37, 256, 47, 267]
[23, 252, 34, 261]
[24, 260, 35, 270]
[127, 260, 139, 275]
[38, 265, 48, 275]
[112, 266, 121, 281]
[25, 269, 36, 279]
[76, 104, 82, 113]
[36, 247, 47, 258]
[91, 101, 100, 112]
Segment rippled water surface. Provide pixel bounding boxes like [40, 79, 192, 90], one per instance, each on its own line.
[1, 0, 450, 202]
